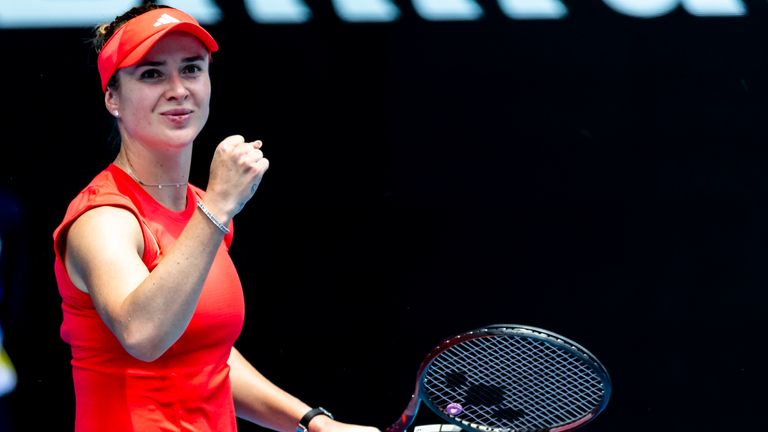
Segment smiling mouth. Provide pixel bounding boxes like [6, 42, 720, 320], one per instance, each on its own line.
[162, 109, 193, 116]
[161, 110, 194, 126]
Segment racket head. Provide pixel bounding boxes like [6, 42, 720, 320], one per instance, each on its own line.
[415, 324, 611, 432]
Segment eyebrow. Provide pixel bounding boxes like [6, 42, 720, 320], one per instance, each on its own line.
[135, 55, 206, 68]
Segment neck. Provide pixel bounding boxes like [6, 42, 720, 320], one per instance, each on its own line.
[119, 153, 189, 190]
[127, 173, 187, 189]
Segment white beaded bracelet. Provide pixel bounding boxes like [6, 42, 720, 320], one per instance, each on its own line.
[196, 199, 230, 234]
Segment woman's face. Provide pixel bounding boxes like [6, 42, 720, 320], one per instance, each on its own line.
[107, 31, 212, 152]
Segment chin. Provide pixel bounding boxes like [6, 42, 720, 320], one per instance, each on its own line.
[161, 129, 202, 148]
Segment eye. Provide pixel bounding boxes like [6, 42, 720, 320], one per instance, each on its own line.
[139, 68, 163, 80]
[182, 64, 203, 75]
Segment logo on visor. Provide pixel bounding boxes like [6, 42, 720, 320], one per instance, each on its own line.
[153, 13, 181, 27]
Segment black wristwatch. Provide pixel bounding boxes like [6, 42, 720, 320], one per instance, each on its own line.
[296, 407, 334, 432]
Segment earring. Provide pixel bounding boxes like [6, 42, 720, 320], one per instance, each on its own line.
[113, 110, 120, 118]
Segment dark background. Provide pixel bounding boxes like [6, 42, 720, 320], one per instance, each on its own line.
[2, 0, 768, 430]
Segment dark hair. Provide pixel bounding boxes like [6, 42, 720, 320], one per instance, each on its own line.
[92, 1, 172, 90]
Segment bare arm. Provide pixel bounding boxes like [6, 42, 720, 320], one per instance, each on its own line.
[64, 203, 226, 361]
[63, 136, 268, 361]
[229, 347, 380, 432]
[228, 346, 311, 430]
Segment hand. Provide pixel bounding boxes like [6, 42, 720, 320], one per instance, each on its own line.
[310, 415, 381, 432]
[205, 135, 269, 219]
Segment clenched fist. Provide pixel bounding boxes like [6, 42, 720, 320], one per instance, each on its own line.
[203, 135, 269, 221]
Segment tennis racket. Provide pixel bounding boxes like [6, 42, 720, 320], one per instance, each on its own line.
[385, 324, 611, 432]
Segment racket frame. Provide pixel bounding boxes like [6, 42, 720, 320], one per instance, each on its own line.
[386, 324, 612, 432]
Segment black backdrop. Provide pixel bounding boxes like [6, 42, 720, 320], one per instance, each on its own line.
[2, 1, 768, 430]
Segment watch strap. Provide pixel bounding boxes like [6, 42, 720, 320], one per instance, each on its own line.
[297, 407, 334, 432]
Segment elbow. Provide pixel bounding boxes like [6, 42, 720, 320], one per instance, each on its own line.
[119, 327, 169, 362]
[125, 345, 165, 363]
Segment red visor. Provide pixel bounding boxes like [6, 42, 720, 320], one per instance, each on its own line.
[97, 8, 219, 92]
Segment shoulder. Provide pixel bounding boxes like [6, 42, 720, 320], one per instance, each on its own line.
[53, 167, 141, 256]
[68, 205, 142, 245]
[63, 205, 144, 293]
[67, 205, 141, 244]
[64, 205, 144, 267]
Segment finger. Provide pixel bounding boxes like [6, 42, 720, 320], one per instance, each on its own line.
[241, 149, 263, 165]
[220, 135, 245, 147]
[255, 158, 269, 173]
[242, 156, 268, 181]
[251, 139, 263, 149]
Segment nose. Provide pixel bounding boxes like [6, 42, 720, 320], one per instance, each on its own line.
[164, 72, 189, 100]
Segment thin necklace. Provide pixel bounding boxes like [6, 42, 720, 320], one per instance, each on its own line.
[123, 156, 187, 190]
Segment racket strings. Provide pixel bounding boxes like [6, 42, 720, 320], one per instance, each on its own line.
[524, 348, 603, 417]
[423, 335, 606, 432]
[487, 338, 602, 428]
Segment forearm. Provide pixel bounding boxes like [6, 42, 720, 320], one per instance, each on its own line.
[229, 347, 312, 431]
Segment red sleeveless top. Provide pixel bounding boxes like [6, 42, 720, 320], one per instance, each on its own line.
[53, 164, 244, 431]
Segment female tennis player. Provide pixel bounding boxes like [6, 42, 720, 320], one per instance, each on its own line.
[52, 4, 380, 431]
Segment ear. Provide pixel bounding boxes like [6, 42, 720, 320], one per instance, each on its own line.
[104, 87, 119, 117]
